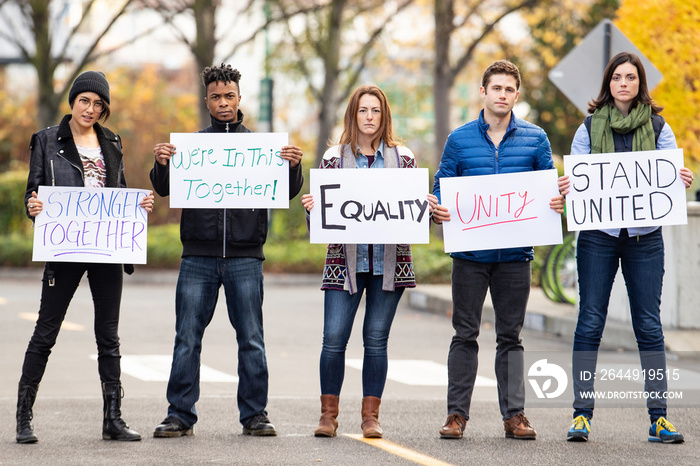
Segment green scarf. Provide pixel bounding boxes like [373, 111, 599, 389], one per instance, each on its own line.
[590, 103, 655, 154]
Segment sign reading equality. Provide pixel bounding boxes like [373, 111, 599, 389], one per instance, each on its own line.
[439, 169, 562, 253]
[169, 132, 289, 209]
[32, 186, 150, 264]
[308, 168, 430, 244]
[563, 149, 688, 231]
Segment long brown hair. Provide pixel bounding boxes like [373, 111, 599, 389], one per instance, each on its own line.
[338, 85, 401, 156]
[588, 52, 662, 114]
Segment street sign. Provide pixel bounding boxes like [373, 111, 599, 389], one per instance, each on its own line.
[548, 19, 662, 115]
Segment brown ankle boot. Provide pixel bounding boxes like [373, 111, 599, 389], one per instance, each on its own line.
[361, 396, 383, 438]
[314, 395, 339, 437]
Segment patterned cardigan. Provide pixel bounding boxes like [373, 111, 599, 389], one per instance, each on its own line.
[319, 143, 417, 295]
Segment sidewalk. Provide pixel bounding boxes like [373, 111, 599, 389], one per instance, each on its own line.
[405, 284, 700, 355]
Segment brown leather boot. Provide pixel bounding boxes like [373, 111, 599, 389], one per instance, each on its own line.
[314, 395, 339, 437]
[439, 413, 466, 439]
[361, 396, 383, 438]
[504, 413, 536, 440]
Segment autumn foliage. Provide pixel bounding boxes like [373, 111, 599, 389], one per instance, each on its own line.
[616, 0, 700, 170]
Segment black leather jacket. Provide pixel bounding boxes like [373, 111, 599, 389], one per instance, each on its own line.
[25, 114, 133, 274]
[149, 110, 304, 260]
[25, 114, 127, 218]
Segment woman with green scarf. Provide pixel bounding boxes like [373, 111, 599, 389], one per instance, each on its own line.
[558, 52, 694, 444]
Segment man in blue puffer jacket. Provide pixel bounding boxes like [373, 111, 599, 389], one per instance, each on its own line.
[433, 60, 558, 441]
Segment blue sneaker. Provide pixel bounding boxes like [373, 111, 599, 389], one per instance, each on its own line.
[567, 415, 590, 442]
[648, 417, 684, 443]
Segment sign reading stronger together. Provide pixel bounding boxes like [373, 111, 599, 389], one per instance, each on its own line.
[32, 186, 150, 264]
[169, 132, 290, 209]
[439, 169, 563, 252]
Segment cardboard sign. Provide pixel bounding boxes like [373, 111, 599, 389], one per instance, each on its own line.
[439, 169, 562, 252]
[169, 132, 289, 208]
[564, 149, 687, 231]
[32, 186, 150, 264]
[309, 168, 430, 244]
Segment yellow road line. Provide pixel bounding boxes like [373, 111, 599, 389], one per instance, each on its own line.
[18, 312, 85, 331]
[344, 433, 455, 466]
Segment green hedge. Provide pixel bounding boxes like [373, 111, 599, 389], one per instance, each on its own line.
[0, 167, 31, 236]
[0, 225, 549, 285]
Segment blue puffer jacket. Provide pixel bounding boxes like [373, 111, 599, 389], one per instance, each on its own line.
[433, 110, 554, 263]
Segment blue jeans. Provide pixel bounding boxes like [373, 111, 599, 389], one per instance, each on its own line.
[447, 258, 531, 421]
[572, 229, 667, 422]
[320, 273, 405, 398]
[166, 256, 268, 427]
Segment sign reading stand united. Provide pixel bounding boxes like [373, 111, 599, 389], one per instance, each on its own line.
[32, 186, 150, 264]
[439, 169, 562, 253]
[308, 168, 430, 244]
[563, 149, 688, 231]
[169, 132, 289, 209]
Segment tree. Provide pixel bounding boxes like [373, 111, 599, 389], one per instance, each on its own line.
[433, 0, 538, 166]
[269, 0, 414, 166]
[144, 0, 323, 128]
[515, 0, 620, 156]
[0, 0, 148, 128]
[616, 0, 700, 169]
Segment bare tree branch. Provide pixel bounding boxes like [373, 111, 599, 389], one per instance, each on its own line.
[341, 0, 414, 102]
[450, 0, 538, 86]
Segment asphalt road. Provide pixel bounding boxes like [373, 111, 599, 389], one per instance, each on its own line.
[1, 270, 698, 465]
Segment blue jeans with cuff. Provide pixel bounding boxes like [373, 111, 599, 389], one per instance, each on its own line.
[572, 228, 667, 422]
[166, 255, 268, 427]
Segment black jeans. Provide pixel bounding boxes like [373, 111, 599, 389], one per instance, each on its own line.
[447, 258, 531, 421]
[20, 262, 123, 385]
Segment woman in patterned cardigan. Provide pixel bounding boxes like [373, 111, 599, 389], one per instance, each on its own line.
[302, 85, 437, 439]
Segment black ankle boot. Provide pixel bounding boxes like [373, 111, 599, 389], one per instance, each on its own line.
[16, 382, 39, 444]
[102, 381, 141, 441]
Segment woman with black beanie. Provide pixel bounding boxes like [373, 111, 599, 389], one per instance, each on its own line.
[16, 70, 154, 444]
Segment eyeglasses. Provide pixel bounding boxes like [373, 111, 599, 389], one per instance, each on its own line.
[77, 97, 104, 112]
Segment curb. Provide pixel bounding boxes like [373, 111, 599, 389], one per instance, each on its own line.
[405, 286, 699, 354]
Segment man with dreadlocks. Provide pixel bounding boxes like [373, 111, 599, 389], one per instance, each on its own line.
[150, 64, 304, 438]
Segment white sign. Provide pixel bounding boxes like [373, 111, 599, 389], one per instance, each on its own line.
[564, 149, 687, 231]
[169, 132, 289, 209]
[32, 186, 150, 264]
[440, 169, 562, 253]
[309, 168, 430, 244]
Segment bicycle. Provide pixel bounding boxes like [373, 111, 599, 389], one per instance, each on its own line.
[541, 231, 577, 304]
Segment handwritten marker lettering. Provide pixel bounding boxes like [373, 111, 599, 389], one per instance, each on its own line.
[569, 158, 677, 226]
[455, 191, 536, 231]
[33, 187, 150, 263]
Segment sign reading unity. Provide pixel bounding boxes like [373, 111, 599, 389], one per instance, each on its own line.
[169, 132, 289, 209]
[308, 168, 430, 244]
[32, 186, 150, 264]
[563, 149, 687, 231]
[439, 169, 562, 253]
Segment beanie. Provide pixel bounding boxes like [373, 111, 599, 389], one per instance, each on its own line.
[68, 71, 110, 106]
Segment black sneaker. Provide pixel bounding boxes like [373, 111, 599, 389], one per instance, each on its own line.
[153, 416, 194, 438]
[242, 414, 277, 436]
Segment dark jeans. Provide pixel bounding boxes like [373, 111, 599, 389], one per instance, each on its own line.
[572, 229, 667, 422]
[320, 273, 404, 398]
[447, 258, 531, 421]
[166, 256, 268, 428]
[21, 262, 123, 385]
